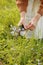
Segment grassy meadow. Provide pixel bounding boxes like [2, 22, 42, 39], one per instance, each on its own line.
[0, 0, 43, 65]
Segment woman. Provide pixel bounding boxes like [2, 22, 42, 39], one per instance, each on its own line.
[16, 0, 43, 38]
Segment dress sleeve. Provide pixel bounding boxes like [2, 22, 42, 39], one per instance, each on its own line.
[38, 0, 43, 16]
[16, 0, 28, 12]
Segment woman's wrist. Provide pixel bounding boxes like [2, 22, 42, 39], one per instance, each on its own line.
[30, 13, 41, 27]
[36, 13, 41, 20]
[20, 11, 26, 18]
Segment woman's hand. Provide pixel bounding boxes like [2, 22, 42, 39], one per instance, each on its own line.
[18, 11, 25, 26]
[18, 11, 28, 29]
[26, 13, 41, 31]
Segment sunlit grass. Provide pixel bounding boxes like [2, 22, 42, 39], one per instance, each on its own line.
[0, 0, 43, 65]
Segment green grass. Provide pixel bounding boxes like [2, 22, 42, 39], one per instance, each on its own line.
[0, 0, 43, 65]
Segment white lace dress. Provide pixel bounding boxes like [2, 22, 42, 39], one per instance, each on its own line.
[25, 0, 43, 39]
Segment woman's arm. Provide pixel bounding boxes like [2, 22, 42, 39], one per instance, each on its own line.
[16, 0, 28, 12]
[38, 0, 43, 16]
